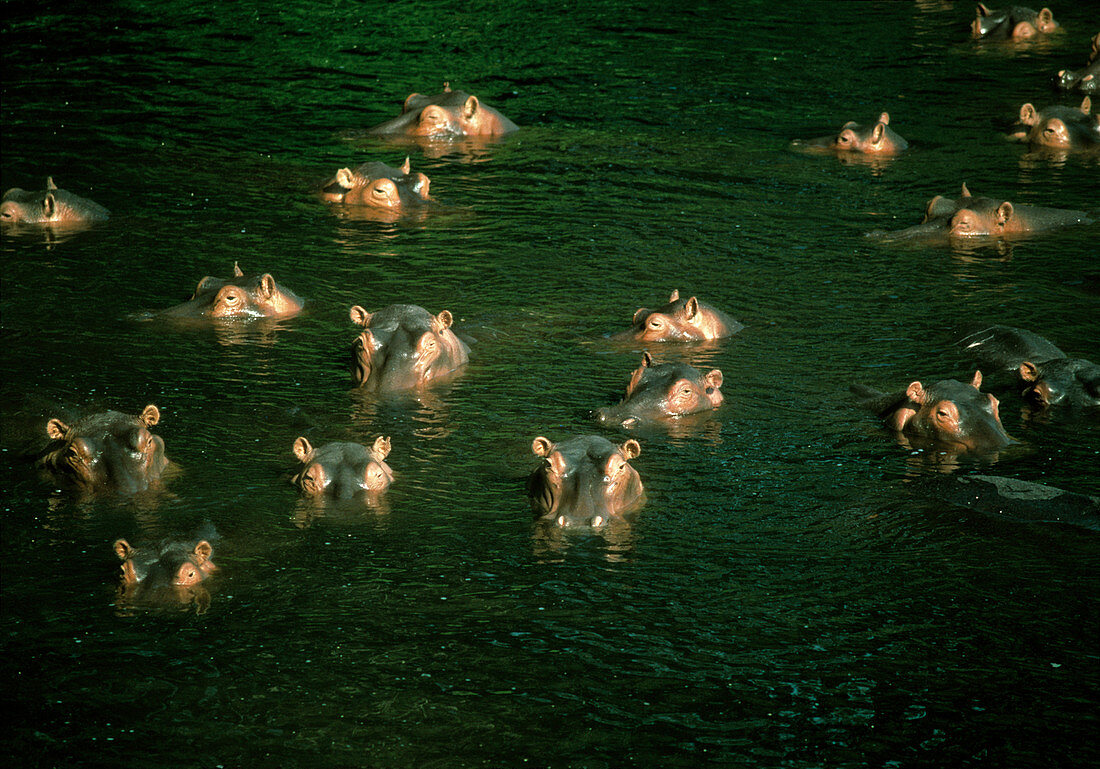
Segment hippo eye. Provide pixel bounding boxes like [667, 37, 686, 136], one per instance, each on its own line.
[648, 319, 663, 329]
[224, 292, 239, 304]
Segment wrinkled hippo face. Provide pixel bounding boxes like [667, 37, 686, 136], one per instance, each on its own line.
[164, 263, 302, 320]
[793, 113, 907, 155]
[320, 159, 432, 210]
[630, 292, 709, 342]
[366, 85, 517, 138]
[42, 405, 168, 494]
[349, 304, 468, 390]
[1, 177, 109, 226]
[114, 538, 215, 588]
[527, 435, 645, 525]
[1019, 359, 1100, 409]
[900, 372, 1013, 451]
[597, 352, 724, 427]
[1017, 100, 1099, 150]
[920, 189, 1018, 238]
[292, 437, 394, 499]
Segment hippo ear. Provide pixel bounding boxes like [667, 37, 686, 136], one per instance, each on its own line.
[1019, 103, 1038, 125]
[906, 381, 927, 404]
[192, 540, 213, 564]
[400, 156, 411, 175]
[43, 193, 57, 219]
[1038, 8, 1054, 29]
[620, 439, 642, 460]
[336, 168, 356, 188]
[443, 82, 452, 92]
[995, 202, 1014, 228]
[682, 296, 699, 319]
[870, 122, 886, 147]
[140, 405, 160, 427]
[46, 418, 69, 440]
[402, 93, 425, 113]
[878, 112, 890, 125]
[349, 305, 372, 327]
[113, 539, 135, 561]
[1081, 96, 1092, 114]
[641, 351, 653, 368]
[259, 274, 276, 300]
[434, 310, 454, 331]
[292, 436, 314, 463]
[668, 289, 680, 302]
[462, 95, 480, 119]
[960, 182, 972, 198]
[531, 436, 554, 457]
[626, 363, 646, 398]
[371, 435, 392, 461]
[233, 261, 244, 277]
[46, 176, 58, 190]
[924, 195, 951, 222]
[632, 307, 650, 325]
[195, 276, 218, 296]
[1019, 361, 1040, 382]
[705, 369, 724, 390]
[970, 370, 983, 390]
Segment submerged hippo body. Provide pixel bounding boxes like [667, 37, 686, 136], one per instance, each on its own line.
[853, 371, 1013, 453]
[971, 4, 1057, 40]
[366, 84, 518, 139]
[873, 183, 1092, 242]
[527, 435, 645, 526]
[596, 352, 724, 427]
[349, 303, 469, 390]
[319, 158, 433, 212]
[161, 263, 303, 320]
[957, 325, 1067, 373]
[618, 290, 743, 342]
[790, 112, 908, 155]
[292, 436, 394, 499]
[1, 177, 109, 226]
[1011, 97, 1099, 150]
[1056, 33, 1099, 95]
[39, 405, 168, 494]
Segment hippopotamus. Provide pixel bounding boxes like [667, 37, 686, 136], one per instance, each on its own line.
[852, 371, 1013, 452]
[527, 435, 645, 526]
[595, 352, 724, 428]
[1010, 97, 1099, 150]
[872, 183, 1092, 242]
[920, 475, 1100, 531]
[1056, 33, 1099, 95]
[114, 537, 216, 590]
[319, 158, 432, 212]
[790, 112, 908, 155]
[957, 325, 1099, 410]
[971, 4, 1057, 40]
[349, 303, 469, 390]
[292, 436, 394, 498]
[160, 263, 303, 320]
[616, 290, 743, 342]
[1, 177, 109, 226]
[366, 83, 518, 138]
[38, 405, 169, 494]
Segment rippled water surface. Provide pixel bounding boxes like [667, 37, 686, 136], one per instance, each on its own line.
[3, 1, 1099, 767]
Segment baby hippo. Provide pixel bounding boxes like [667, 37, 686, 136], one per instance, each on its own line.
[319, 158, 432, 212]
[619, 290, 743, 342]
[527, 435, 645, 527]
[114, 537, 216, 590]
[853, 371, 1013, 452]
[292, 436, 394, 499]
[596, 351, 724, 427]
[790, 112, 908, 155]
[971, 4, 1056, 40]
[366, 83, 518, 138]
[39, 405, 168, 495]
[161, 263, 303, 319]
[1, 176, 109, 226]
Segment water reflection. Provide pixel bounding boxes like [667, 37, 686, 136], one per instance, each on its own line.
[291, 493, 391, 528]
[343, 134, 511, 163]
[115, 580, 214, 616]
[347, 382, 458, 441]
[531, 515, 637, 564]
[146, 315, 291, 349]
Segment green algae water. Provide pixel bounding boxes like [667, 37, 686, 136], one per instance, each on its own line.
[2, 1, 1098, 767]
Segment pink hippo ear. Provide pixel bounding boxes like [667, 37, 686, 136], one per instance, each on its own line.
[192, 540, 213, 564]
[531, 436, 554, 457]
[402, 93, 425, 113]
[970, 370, 984, 389]
[371, 435, 392, 461]
[349, 305, 372, 327]
[140, 405, 160, 427]
[1019, 103, 1038, 125]
[43, 193, 57, 219]
[46, 176, 58, 190]
[877, 112, 890, 125]
[292, 436, 314, 463]
[705, 369, 724, 390]
[682, 296, 700, 320]
[995, 202, 1015, 228]
[336, 168, 356, 188]
[870, 122, 886, 147]
[113, 539, 135, 561]
[432, 310, 454, 332]
[960, 182, 973, 198]
[620, 439, 642, 460]
[906, 381, 927, 405]
[46, 418, 69, 440]
[462, 95, 480, 120]
[233, 262, 245, 277]
[1037, 8, 1055, 32]
[626, 362, 647, 398]
[1019, 362, 1041, 382]
[668, 289, 680, 303]
[400, 157, 411, 175]
[632, 307, 650, 325]
[1081, 96, 1092, 114]
[259, 274, 276, 300]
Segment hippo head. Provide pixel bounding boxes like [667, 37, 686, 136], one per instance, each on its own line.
[349, 304, 467, 390]
[292, 436, 394, 498]
[401, 85, 511, 138]
[629, 290, 711, 342]
[972, 4, 1056, 39]
[527, 435, 645, 526]
[43, 405, 167, 493]
[920, 183, 1025, 238]
[163, 263, 302, 319]
[1017, 98, 1097, 149]
[1, 177, 109, 226]
[320, 158, 432, 210]
[1019, 359, 1100, 409]
[597, 351, 724, 427]
[899, 371, 1014, 451]
[114, 538, 215, 588]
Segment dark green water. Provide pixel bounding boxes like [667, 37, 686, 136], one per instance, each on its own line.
[2, 1, 1098, 767]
